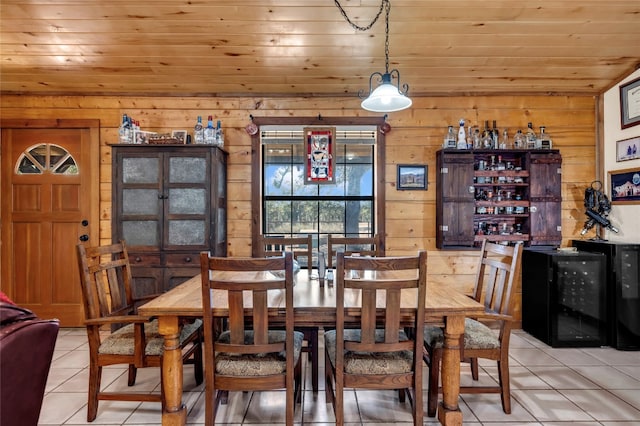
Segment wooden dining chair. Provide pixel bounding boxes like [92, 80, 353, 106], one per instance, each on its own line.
[423, 240, 523, 417]
[200, 251, 303, 426]
[76, 241, 203, 422]
[257, 234, 313, 271]
[327, 234, 383, 269]
[325, 251, 427, 426]
[255, 233, 319, 392]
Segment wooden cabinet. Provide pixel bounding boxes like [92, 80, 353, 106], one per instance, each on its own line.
[436, 149, 562, 249]
[112, 144, 227, 296]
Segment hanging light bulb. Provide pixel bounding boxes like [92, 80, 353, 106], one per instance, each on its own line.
[337, 0, 411, 113]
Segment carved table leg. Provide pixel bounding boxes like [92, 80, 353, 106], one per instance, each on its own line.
[438, 315, 464, 426]
[158, 316, 186, 426]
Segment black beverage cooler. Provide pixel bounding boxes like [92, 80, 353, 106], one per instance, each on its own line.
[572, 240, 640, 350]
[522, 248, 607, 347]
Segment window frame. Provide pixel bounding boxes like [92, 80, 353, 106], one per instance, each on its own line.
[251, 116, 386, 257]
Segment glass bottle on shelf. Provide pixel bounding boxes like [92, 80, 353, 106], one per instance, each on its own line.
[215, 120, 224, 147]
[119, 114, 131, 144]
[204, 115, 215, 144]
[538, 126, 552, 149]
[457, 118, 467, 149]
[525, 122, 537, 149]
[481, 120, 492, 148]
[491, 120, 499, 149]
[500, 128, 509, 149]
[443, 125, 456, 148]
[513, 129, 525, 149]
[193, 116, 204, 144]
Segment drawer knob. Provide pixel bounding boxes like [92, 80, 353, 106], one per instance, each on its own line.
[184, 256, 192, 263]
[135, 257, 142, 263]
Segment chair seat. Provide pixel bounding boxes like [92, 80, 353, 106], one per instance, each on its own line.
[424, 318, 499, 350]
[215, 330, 304, 376]
[325, 329, 413, 375]
[99, 318, 203, 356]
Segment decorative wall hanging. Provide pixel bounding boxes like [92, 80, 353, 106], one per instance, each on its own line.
[620, 77, 640, 129]
[609, 167, 640, 204]
[397, 164, 427, 190]
[616, 136, 640, 162]
[304, 127, 335, 184]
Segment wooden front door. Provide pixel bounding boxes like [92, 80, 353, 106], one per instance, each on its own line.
[1, 119, 99, 325]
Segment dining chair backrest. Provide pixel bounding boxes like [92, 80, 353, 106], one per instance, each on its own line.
[200, 251, 295, 355]
[77, 240, 135, 321]
[257, 234, 313, 270]
[336, 250, 427, 357]
[327, 234, 382, 269]
[472, 240, 524, 317]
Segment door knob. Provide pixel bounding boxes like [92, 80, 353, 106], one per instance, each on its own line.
[79, 234, 89, 242]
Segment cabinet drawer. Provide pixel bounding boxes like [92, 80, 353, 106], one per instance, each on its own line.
[129, 253, 161, 266]
[165, 252, 200, 266]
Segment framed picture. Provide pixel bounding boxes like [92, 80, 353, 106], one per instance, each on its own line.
[171, 130, 188, 144]
[132, 130, 156, 144]
[304, 127, 335, 184]
[616, 136, 640, 162]
[620, 77, 640, 129]
[397, 164, 427, 190]
[609, 167, 640, 204]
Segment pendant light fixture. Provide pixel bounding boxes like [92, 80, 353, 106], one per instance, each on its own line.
[335, 0, 411, 113]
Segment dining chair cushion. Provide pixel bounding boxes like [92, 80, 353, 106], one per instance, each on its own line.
[98, 319, 203, 356]
[324, 329, 413, 375]
[424, 318, 500, 350]
[215, 330, 304, 376]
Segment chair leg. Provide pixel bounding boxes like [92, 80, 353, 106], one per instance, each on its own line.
[294, 356, 302, 404]
[470, 357, 479, 380]
[425, 346, 441, 418]
[324, 349, 334, 405]
[87, 363, 101, 421]
[309, 328, 319, 393]
[398, 388, 406, 403]
[497, 358, 512, 414]
[194, 332, 204, 385]
[127, 364, 137, 386]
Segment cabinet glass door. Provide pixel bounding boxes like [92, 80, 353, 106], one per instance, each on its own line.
[121, 156, 161, 247]
[165, 155, 209, 249]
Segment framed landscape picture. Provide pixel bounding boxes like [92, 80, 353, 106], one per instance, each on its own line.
[609, 167, 640, 204]
[397, 164, 427, 190]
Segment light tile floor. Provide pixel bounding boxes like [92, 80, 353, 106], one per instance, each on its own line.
[39, 328, 640, 425]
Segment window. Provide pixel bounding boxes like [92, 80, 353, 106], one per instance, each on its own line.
[251, 116, 386, 256]
[15, 143, 78, 175]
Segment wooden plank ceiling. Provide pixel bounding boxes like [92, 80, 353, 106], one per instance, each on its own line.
[1, 0, 639, 97]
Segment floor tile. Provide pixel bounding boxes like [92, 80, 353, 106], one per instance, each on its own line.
[558, 388, 640, 421]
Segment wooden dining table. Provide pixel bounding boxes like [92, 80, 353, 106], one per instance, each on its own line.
[138, 269, 485, 426]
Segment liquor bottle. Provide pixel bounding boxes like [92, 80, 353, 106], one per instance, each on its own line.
[118, 114, 131, 144]
[481, 120, 492, 148]
[500, 128, 509, 149]
[525, 122, 537, 149]
[457, 118, 467, 149]
[215, 120, 224, 147]
[204, 115, 215, 144]
[491, 120, 499, 149]
[443, 125, 456, 148]
[538, 126, 552, 149]
[513, 129, 525, 149]
[193, 116, 204, 144]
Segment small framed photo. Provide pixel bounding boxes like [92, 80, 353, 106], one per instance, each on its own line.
[397, 164, 428, 190]
[132, 130, 156, 144]
[609, 167, 640, 204]
[620, 77, 640, 129]
[171, 130, 188, 144]
[616, 136, 640, 162]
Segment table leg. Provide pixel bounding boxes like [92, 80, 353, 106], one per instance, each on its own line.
[158, 316, 187, 426]
[438, 314, 464, 426]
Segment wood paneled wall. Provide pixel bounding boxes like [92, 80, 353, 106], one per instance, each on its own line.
[0, 94, 598, 322]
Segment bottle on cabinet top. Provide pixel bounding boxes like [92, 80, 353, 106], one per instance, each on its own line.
[525, 122, 537, 149]
[204, 115, 216, 145]
[538, 126, 552, 149]
[443, 125, 457, 148]
[194, 116, 205, 144]
[457, 118, 467, 149]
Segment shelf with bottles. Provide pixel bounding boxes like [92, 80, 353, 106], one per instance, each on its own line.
[474, 219, 529, 243]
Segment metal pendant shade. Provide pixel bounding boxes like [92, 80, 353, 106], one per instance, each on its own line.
[336, 0, 411, 113]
